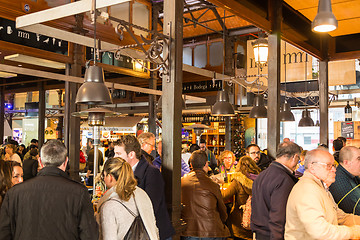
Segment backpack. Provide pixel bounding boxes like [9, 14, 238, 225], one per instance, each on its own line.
[109, 198, 151, 240]
[240, 195, 252, 230]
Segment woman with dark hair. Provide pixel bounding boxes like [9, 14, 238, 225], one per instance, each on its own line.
[0, 160, 13, 207]
[96, 157, 159, 240]
[9, 161, 23, 185]
[221, 156, 261, 240]
[3, 144, 21, 165]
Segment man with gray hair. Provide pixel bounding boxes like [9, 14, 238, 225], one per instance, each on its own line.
[285, 149, 360, 239]
[0, 140, 98, 240]
[251, 141, 301, 239]
[329, 146, 360, 215]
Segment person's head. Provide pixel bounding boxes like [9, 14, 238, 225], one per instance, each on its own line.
[29, 144, 38, 151]
[30, 139, 38, 147]
[300, 150, 308, 164]
[5, 144, 16, 155]
[304, 149, 336, 186]
[114, 135, 142, 167]
[276, 141, 302, 171]
[236, 156, 261, 176]
[189, 144, 200, 153]
[18, 144, 26, 153]
[0, 160, 12, 202]
[102, 157, 137, 201]
[157, 139, 162, 157]
[318, 143, 328, 150]
[337, 136, 347, 146]
[30, 148, 39, 159]
[333, 139, 343, 152]
[9, 161, 23, 185]
[219, 150, 235, 169]
[39, 140, 68, 170]
[137, 132, 155, 154]
[199, 139, 207, 151]
[339, 146, 360, 176]
[87, 139, 94, 149]
[246, 144, 261, 163]
[283, 138, 290, 143]
[109, 142, 114, 150]
[189, 150, 208, 173]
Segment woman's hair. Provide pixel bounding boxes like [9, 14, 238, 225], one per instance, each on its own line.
[103, 157, 137, 201]
[218, 150, 235, 165]
[0, 160, 13, 204]
[236, 156, 261, 175]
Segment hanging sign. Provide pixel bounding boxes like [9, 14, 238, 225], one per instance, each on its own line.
[341, 122, 354, 139]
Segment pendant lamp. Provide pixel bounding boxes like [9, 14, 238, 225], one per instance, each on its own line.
[298, 109, 315, 127]
[249, 94, 267, 118]
[312, 0, 338, 32]
[280, 43, 295, 122]
[280, 102, 295, 121]
[252, 35, 268, 65]
[212, 90, 235, 116]
[75, 0, 112, 105]
[211, 10, 235, 117]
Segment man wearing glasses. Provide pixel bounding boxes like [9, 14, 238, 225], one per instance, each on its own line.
[246, 144, 272, 171]
[285, 149, 360, 240]
[138, 132, 156, 164]
[329, 146, 360, 215]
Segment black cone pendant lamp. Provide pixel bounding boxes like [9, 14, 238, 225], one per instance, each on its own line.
[75, 0, 112, 105]
[201, 114, 211, 126]
[249, 94, 267, 118]
[212, 90, 235, 116]
[298, 109, 315, 127]
[280, 102, 295, 121]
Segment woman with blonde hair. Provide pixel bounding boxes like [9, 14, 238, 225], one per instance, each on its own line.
[221, 156, 261, 240]
[97, 157, 159, 240]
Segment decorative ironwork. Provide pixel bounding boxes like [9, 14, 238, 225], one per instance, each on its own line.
[98, 12, 170, 79]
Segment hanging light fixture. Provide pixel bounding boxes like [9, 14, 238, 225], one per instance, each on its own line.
[280, 42, 295, 121]
[212, 89, 235, 116]
[75, 0, 112, 105]
[298, 55, 315, 127]
[252, 31, 268, 66]
[312, 0, 338, 32]
[211, 10, 235, 117]
[249, 94, 267, 118]
[298, 109, 315, 127]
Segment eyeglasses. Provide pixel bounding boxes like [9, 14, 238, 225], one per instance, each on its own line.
[146, 142, 155, 147]
[311, 162, 336, 170]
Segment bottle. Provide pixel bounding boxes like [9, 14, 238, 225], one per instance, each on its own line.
[345, 101, 352, 121]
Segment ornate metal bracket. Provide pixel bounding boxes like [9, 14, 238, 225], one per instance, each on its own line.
[98, 12, 170, 80]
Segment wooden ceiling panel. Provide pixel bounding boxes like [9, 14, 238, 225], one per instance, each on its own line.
[285, 0, 360, 37]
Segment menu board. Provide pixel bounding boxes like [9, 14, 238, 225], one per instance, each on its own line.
[341, 122, 354, 139]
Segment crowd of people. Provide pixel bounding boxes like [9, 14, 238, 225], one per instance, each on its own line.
[0, 134, 360, 240]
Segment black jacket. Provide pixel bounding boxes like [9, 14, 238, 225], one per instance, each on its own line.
[251, 161, 298, 240]
[134, 156, 175, 240]
[0, 167, 98, 240]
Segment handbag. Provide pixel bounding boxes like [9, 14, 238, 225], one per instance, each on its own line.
[240, 195, 252, 230]
[110, 198, 151, 240]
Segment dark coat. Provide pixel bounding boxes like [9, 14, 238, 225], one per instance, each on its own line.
[251, 161, 298, 240]
[181, 169, 230, 238]
[22, 156, 38, 181]
[0, 166, 98, 240]
[141, 149, 154, 165]
[134, 156, 175, 240]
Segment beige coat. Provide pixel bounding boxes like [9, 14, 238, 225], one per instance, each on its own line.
[285, 171, 360, 240]
[97, 186, 159, 240]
